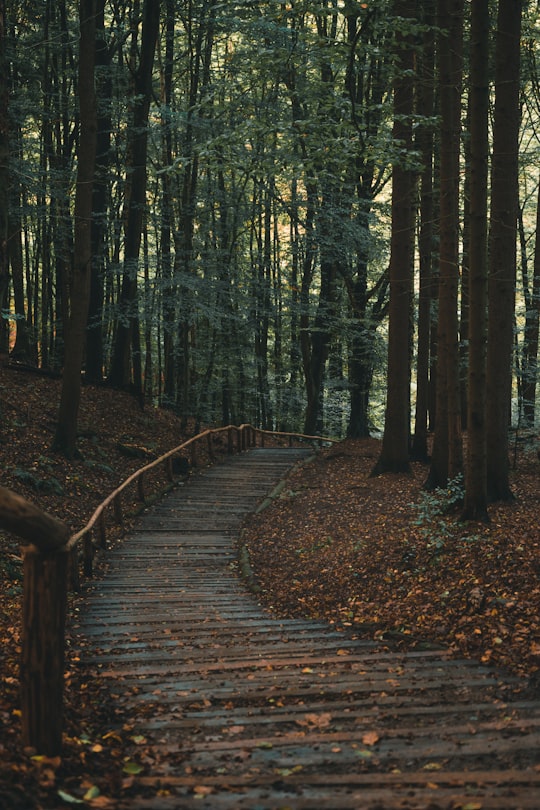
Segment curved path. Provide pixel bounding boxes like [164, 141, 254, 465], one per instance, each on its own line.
[72, 448, 540, 809]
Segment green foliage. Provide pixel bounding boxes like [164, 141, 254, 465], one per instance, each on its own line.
[409, 474, 479, 554]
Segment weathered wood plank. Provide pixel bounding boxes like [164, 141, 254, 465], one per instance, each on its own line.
[70, 449, 540, 809]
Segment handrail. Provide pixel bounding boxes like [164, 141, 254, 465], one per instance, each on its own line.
[1, 422, 337, 756]
[67, 427, 216, 551]
[0, 486, 70, 551]
[66, 424, 337, 558]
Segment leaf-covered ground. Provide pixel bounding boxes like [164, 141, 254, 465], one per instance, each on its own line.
[0, 365, 539, 807]
[242, 437, 540, 679]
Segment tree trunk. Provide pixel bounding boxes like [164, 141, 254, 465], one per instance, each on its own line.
[486, 0, 521, 501]
[108, 0, 160, 394]
[372, 0, 416, 476]
[85, 0, 110, 384]
[0, 0, 8, 354]
[425, 0, 464, 489]
[304, 254, 336, 436]
[20, 548, 69, 755]
[411, 0, 436, 462]
[521, 177, 540, 426]
[462, 0, 490, 522]
[53, 0, 97, 458]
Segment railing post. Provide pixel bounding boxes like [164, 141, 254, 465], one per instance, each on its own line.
[20, 546, 69, 755]
[98, 512, 107, 549]
[207, 431, 215, 461]
[69, 547, 81, 592]
[83, 531, 94, 577]
[113, 493, 123, 525]
[137, 472, 146, 501]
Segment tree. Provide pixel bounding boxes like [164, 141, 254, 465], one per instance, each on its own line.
[425, 0, 464, 489]
[53, 0, 97, 457]
[85, 0, 112, 383]
[411, 0, 436, 461]
[0, 0, 8, 354]
[108, 0, 161, 395]
[520, 175, 540, 426]
[485, 0, 522, 501]
[372, 0, 417, 475]
[461, 0, 490, 521]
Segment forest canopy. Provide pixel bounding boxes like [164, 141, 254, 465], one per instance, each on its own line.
[0, 1, 538, 507]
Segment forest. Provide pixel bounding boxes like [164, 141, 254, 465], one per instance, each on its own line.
[0, 0, 538, 515]
[1, 2, 540, 803]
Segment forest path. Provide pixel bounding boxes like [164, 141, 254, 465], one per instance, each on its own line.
[71, 448, 540, 809]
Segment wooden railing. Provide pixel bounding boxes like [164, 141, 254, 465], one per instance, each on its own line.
[0, 424, 337, 755]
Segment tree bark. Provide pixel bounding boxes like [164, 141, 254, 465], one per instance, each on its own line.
[0, 0, 9, 354]
[425, 0, 464, 488]
[486, 0, 521, 501]
[462, 0, 490, 522]
[20, 548, 69, 755]
[53, 0, 97, 458]
[372, 0, 416, 475]
[521, 176, 540, 426]
[411, 0, 436, 462]
[85, 0, 110, 383]
[108, 0, 161, 394]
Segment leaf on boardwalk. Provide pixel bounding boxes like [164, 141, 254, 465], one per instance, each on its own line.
[193, 785, 213, 796]
[122, 761, 143, 775]
[296, 712, 332, 729]
[57, 790, 84, 804]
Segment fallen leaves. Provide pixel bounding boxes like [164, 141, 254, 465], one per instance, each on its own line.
[295, 712, 332, 729]
[243, 438, 540, 679]
[361, 730, 380, 746]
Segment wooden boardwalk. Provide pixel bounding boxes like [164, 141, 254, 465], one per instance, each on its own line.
[71, 448, 540, 809]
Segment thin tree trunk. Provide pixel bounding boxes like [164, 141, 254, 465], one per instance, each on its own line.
[521, 177, 540, 426]
[53, 0, 97, 458]
[412, 0, 436, 461]
[0, 0, 9, 354]
[109, 0, 160, 395]
[85, 0, 110, 383]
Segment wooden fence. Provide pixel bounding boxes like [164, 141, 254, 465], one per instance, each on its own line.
[0, 424, 336, 755]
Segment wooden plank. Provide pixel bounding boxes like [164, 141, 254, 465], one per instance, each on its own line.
[69, 448, 540, 809]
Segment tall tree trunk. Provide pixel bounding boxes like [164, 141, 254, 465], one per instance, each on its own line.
[486, 0, 522, 500]
[462, 0, 490, 521]
[160, 0, 177, 407]
[85, 0, 110, 383]
[53, 0, 97, 458]
[0, 0, 8, 355]
[521, 177, 540, 426]
[372, 0, 416, 475]
[108, 0, 160, 395]
[425, 0, 464, 488]
[411, 0, 436, 461]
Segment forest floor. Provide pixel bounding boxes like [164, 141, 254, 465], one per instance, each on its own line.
[0, 364, 539, 808]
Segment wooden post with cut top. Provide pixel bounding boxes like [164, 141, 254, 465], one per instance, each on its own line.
[0, 486, 70, 756]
